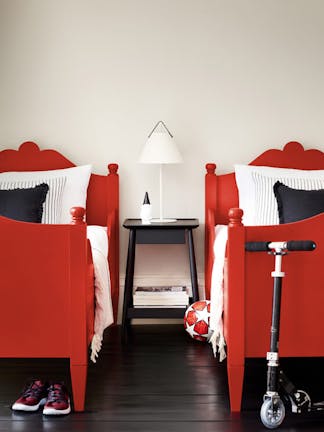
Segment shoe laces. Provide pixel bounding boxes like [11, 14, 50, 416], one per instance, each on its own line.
[20, 380, 45, 399]
[47, 384, 68, 404]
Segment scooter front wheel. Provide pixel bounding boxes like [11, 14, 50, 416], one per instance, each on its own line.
[260, 398, 285, 429]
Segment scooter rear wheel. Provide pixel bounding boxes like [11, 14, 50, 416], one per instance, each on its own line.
[260, 398, 285, 429]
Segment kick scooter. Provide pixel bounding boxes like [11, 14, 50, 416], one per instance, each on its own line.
[245, 240, 324, 429]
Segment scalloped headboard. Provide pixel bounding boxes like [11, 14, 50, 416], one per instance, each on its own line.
[205, 141, 324, 225]
[0, 141, 119, 226]
[0, 141, 75, 171]
[250, 141, 324, 169]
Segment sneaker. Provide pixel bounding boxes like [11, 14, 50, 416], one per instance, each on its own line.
[43, 383, 71, 415]
[12, 379, 48, 412]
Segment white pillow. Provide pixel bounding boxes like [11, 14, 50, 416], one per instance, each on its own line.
[0, 177, 66, 224]
[234, 164, 324, 226]
[0, 164, 92, 224]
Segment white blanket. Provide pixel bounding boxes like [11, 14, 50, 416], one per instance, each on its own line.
[208, 225, 228, 361]
[87, 226, 114, 363]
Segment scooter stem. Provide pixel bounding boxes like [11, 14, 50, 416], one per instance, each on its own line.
[271, 253, 285, 278]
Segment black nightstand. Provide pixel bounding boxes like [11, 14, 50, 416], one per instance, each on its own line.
[121, 218, 199, 342]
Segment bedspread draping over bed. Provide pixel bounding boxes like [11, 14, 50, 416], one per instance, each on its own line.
[209, 225, 228, 361]
[87, 226, 113, 362]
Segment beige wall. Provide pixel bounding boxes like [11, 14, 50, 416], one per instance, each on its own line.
[1, 0, 324, 318]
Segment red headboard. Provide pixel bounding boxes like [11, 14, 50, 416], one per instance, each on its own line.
[0, 141, 119, 226]
[205, 141, 324, 226]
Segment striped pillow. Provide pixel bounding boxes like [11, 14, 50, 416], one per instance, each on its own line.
[0, 177, 66, 224]
[235, 164, 324, 226]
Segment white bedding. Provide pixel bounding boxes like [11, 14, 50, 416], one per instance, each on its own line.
[87, 226, 114, 363]
[209, 225, 228, 362]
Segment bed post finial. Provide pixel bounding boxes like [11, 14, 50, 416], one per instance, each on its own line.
[70, 207, 86, 225]
[228, 208, 243, 227]
[108, 163, 118, 174]
[206, 163, 216, 174]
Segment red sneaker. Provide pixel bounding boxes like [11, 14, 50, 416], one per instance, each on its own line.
[12, 379, 48, 412]
[43, 383, 71, 415]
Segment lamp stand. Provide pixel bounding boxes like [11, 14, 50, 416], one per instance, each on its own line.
[151, 164, 177, 223]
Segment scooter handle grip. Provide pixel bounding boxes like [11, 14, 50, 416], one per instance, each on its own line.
[286, 240, 316, 251]
[245, 242, 270, 252]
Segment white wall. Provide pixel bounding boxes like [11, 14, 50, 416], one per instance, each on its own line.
[1, 0, 324, 319]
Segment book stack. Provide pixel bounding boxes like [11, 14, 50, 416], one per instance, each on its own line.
[133, 286, 189, 308]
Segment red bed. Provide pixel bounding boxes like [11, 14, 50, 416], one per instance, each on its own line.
[0, 141, 119, 411]
[205, 141, 324, 412]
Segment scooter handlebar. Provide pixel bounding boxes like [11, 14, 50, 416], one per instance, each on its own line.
[245, 240, 316, 252]
[286, 240, 316, 251]
[245, 242, 270, 252]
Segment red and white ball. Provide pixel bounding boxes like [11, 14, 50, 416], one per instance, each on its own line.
[184, 300, 212, 342]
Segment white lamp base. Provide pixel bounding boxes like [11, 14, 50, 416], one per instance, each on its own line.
[151, 218, 177, 223]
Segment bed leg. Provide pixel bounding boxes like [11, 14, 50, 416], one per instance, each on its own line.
[70, 363, 87, 412]
[227, 363, 244, 412]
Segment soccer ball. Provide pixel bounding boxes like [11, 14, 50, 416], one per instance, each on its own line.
[184, 300, 212, 342]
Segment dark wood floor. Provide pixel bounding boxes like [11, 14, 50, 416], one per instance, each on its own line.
[1, 324, 324, 431]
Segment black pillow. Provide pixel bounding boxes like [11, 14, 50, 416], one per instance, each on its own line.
[273, 181, 324, 224]
[0, 183, 49, 223]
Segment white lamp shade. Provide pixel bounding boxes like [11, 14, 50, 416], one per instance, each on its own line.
[139, 131, 183, 164]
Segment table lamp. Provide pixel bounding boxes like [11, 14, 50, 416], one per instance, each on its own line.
[139, 121, 183, 222]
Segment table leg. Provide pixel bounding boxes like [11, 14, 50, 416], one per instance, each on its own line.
[122, 229, 136, 343]
[187, 228, 199, 302]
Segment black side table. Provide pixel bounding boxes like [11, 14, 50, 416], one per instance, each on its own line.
[122, 218, 199, 342]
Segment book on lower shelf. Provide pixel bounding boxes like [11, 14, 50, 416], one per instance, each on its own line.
[133, 305, 186, 308]
[133, 285, 189, 307]
[135, 286, 187, 294]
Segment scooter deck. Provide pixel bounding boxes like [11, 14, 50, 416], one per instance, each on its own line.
[311, 401, 324, 411]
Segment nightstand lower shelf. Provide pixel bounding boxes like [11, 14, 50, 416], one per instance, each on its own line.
[127, 307, 187, 319]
